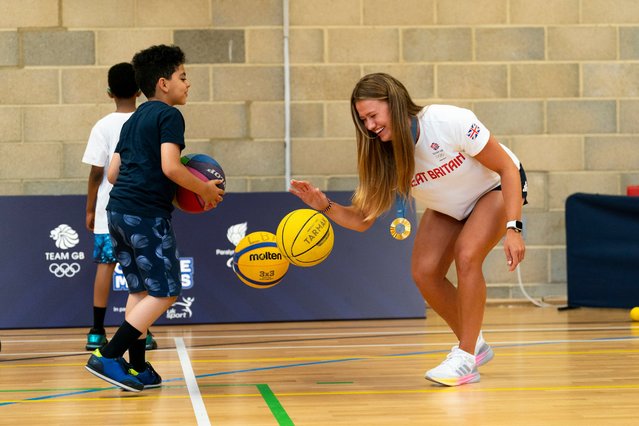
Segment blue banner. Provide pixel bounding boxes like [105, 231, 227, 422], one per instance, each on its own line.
[566, 193, 639, 308]
[0, 192, 424, 328]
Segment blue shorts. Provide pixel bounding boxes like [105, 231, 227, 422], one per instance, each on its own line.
[107, 211, 182, 297]
[93, 234, 117, 264]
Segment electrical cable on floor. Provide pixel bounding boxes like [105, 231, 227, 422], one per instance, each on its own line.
[517, 264, 553, 308]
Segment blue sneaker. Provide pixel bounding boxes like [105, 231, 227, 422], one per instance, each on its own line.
[85, 349, 144, 392]
[145, 331, 158, 351]
[85, 329, 108, 351]
[129, 361, 162, 389]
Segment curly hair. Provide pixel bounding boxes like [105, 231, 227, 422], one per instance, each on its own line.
[132, 45, 186, 99]
[107, 62, 138, 99]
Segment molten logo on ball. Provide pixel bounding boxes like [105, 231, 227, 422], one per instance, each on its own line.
[233, 231, 289, 289]
[249, 252, 283, 261]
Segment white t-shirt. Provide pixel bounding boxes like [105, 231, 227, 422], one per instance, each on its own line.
[81, 112, 133, 234]
[411, 105, 520, 220]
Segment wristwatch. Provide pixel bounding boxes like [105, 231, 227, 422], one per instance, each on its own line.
[506, 220, 523, 233]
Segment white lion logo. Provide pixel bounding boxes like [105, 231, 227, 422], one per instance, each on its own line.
[227, 222, 248, 247]
[50, 224, 80, 249]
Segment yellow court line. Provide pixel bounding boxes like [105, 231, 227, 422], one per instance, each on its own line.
[257, 383, 639, 396]
[496, 349, 639, 357]
[4, 382, 639, 405]
[0, 393, 262, 404]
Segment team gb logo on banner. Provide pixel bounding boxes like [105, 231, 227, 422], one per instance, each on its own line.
[46, 224, 85, 278]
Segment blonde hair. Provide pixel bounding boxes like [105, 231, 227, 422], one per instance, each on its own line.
[350, 73, 423, 221]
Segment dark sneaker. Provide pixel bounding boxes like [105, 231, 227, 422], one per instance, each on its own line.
[145, 331, 158, 350]
[129, 361, 162, 389]
[85, 329, 108, 351]
[85, 349, 144, 392]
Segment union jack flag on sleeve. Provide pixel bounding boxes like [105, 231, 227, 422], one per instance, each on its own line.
[466, 123, 480, 141]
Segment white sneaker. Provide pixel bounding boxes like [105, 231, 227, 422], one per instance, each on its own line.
[425, 347, 480, 386]
[475, 339, 494, 367]
[452, 332, 494, 367]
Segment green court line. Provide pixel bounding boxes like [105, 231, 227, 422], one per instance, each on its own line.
[256, 384, 295, 426]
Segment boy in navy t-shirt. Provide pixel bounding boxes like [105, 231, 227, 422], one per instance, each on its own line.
[85, 45, 224, 392]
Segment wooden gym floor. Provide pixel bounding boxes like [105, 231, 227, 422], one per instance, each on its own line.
[1, 304, 638, 425]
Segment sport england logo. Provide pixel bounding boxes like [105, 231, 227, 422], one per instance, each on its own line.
[112, 257, 195, 291]
[215, 222, 247, 268]
[166, 296, 195, 320]
[46, 224, 85, 278]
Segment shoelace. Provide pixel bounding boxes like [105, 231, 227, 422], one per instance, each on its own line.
[443, 349, 473, 367]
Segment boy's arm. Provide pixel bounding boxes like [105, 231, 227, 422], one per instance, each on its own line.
[161, 143, 224, 209]
[86, 166, 103, 231]
[107, 153, 121, 184]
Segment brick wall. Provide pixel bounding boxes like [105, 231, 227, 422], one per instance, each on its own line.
[2, 0, 639, 300]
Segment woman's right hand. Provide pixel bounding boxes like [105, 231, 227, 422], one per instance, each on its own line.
[289, 179, 330, 211]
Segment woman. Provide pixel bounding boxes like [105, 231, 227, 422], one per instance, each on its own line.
[289, 73, 527, 386]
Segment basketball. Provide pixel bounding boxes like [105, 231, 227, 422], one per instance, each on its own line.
[233, 231, 289, 289]
[173, 153, 225, 213]
[276, 209, 334, 267]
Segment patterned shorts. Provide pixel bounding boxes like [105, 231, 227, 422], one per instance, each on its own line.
[107, 211, 182, 297]
[93, 233, 117, 264]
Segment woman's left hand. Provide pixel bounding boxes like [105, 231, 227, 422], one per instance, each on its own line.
[504, 230, 525, 272]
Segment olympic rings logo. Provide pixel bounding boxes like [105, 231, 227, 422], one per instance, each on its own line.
[49, 262, 81, 278]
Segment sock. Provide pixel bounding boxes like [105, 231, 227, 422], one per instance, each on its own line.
[100, 320, 142, 359]
[92, 306, 107, 332]
[128, 337, 147, 372]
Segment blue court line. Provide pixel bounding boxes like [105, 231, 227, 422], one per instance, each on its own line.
[2, 336, 639, 407]
[195, 357, 364, 379]
[0, 358, 366, 407]
[0, 387, 107, 406]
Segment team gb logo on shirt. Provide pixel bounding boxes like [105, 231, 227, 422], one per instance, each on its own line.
[467, 123, 480, 141]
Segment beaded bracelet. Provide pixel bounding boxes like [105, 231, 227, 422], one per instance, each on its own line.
[319, 198, 333, 214]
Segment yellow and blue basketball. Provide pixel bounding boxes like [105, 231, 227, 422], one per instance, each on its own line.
[276, 209, 334, 267]
[232, 231, 289, 289]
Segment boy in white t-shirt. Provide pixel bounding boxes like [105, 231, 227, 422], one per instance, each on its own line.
[82, 63, 157, 351]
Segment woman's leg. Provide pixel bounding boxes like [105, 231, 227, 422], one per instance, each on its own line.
[411, 209, 464, 336]
[453, 191, 507, 354]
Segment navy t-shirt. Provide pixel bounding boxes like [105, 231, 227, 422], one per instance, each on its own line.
[107, 101, 186, 218]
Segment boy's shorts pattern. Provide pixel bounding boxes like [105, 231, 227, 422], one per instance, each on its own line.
[107, 211, 182, 297]
[93, 234, 117, 264]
